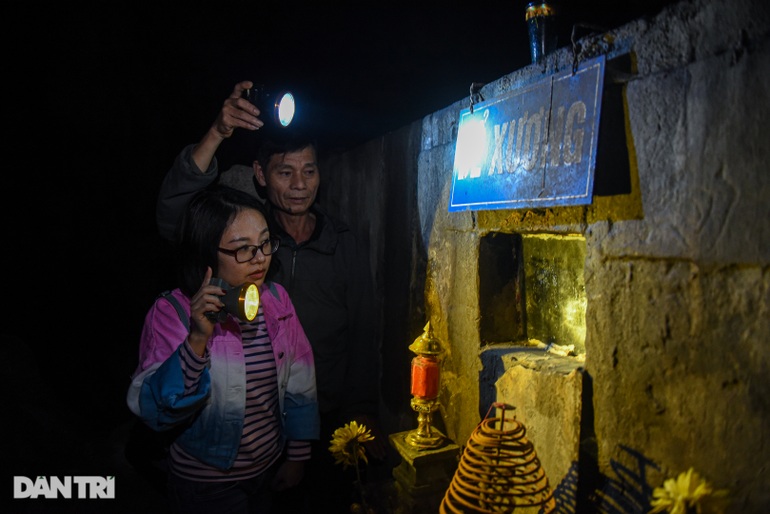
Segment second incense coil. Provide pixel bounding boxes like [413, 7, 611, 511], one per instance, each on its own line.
[440, 403, 555, 513]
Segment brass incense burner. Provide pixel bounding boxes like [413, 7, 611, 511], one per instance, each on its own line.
[406, 322, 445, 449]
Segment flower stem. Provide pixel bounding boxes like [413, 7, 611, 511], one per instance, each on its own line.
[353, 443, 369, 511]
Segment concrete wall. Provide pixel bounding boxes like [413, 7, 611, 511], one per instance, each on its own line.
[320, 0, 770, 511]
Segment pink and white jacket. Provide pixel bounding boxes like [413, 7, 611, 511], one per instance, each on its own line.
[126, 281, 319, 470]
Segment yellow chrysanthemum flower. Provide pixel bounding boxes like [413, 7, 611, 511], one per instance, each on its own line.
[329, 420, 375, 469]
[649, 467, 725, 514]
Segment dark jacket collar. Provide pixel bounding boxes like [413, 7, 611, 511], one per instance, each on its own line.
[267, 202, 347, 254]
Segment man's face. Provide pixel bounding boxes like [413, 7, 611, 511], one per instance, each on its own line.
[255, 146, 320, 216]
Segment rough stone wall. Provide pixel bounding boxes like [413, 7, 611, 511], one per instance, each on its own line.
[584, 1, 769, 511]
[320, 0, 770, 510]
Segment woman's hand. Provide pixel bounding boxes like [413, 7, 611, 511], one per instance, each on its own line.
[270, 460, 304, 491]
[187, 267, 223, 356]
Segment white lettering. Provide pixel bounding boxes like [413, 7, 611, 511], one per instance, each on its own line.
[523, 107, 544, 171]
[489, 122, 509, 175]
[13, 476, 34, 498]
[13, 476, 115, 499]
[456, 99, 590, 181]
[505, 119, 517, 173]
[74, 476, 115, 499]
[50, 476, 72, 499]
[564, 101, 586, 164]
[549, 106, 566, 167]
[513, 111, 528, 172]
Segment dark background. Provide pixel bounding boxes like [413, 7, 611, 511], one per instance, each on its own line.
[4, 0, 678, 493]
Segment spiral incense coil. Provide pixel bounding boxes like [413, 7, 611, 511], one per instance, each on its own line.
[440, 407, 555, 513]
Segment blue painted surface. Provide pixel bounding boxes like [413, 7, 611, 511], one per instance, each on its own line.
[449, 55, 606, 212]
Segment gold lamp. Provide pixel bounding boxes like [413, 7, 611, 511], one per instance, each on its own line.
[406, 322, 445, 449]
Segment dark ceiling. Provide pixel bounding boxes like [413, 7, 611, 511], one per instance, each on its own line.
[206, 0, 679, 154]
[11, 1, 680, 173]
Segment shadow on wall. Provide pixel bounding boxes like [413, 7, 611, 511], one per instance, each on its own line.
[553, 446, 659, 513]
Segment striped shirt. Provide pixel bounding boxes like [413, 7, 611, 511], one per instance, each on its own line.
[169, 307, 310, 481]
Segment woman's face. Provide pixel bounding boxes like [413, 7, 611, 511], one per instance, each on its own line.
[216, 208, 272, 288]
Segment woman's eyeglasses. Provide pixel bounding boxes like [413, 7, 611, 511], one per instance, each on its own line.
[218, 237, 280, 263]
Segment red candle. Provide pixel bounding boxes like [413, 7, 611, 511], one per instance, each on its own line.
[411, 355, 440, 399]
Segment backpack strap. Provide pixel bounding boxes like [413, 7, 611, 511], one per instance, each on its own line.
[267, 281, 279, 299]
[160, 290, 189, 331]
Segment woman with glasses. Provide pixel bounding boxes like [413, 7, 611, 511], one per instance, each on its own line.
[127, 185, 319, 514]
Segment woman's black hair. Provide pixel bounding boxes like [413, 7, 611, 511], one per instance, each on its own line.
[176, 185, 271, 297]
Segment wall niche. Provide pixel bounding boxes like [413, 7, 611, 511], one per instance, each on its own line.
[479, 232, 586, 355]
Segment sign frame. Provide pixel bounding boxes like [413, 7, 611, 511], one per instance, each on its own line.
[449, 55, 606, 212]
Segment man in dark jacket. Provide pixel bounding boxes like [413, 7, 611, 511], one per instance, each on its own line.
[155, 80, 386, 512]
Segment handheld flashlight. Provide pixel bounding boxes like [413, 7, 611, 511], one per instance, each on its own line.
[245, 85, 296, 128]
[205, 278, 260, 323]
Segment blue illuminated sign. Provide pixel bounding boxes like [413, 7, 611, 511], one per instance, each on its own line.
[449, 55, 605, 212]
